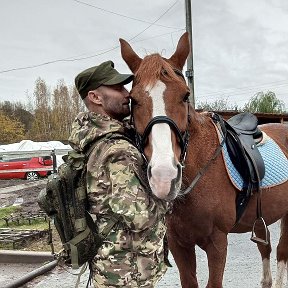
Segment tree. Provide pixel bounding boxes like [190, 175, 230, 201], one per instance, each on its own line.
[0, 101, 34, 132]
[27, 78, 51, 141]
[197, 98, 238, 111]
[0, 111, 25, 144]
[244, 91, 285, 113]
[70, 86, 86, 121]
[50, 79, 71, 139]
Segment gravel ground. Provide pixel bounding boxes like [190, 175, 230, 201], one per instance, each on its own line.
[0, 180, 287, 287]
[18, 222, 284, 288]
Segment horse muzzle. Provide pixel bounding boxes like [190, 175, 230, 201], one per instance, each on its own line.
[148, 163, 182, 200]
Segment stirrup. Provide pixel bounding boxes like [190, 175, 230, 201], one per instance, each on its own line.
[250, 217, 269, 245]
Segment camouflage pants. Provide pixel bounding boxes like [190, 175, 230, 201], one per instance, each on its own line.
[91, 250, 167, 287]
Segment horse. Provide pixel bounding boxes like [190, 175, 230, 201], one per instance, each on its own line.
[119, 32, 288, 288]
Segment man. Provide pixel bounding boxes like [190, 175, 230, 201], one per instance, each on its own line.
[69, 61, 170, 287]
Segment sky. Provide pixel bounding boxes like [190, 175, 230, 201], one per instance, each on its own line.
[0, 0, 288, 110]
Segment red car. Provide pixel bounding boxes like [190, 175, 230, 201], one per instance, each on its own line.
[0, 156, 53, 180]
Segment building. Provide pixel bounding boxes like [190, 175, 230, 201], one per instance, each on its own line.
[197, 110, 288, 125]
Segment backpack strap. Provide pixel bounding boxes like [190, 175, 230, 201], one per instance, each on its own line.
[100, 213, 121, 238]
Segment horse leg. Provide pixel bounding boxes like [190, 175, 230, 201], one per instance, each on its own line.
[203, 231, 228, 288]
[169, 239, 198, 288]
[273, 213, 288, 288]
[255, 228, 272, 288]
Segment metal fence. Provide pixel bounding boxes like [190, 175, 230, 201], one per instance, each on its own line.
[0, 149, 72, 174]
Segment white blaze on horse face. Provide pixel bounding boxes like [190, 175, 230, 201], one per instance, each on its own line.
[146, 80, 179, 199]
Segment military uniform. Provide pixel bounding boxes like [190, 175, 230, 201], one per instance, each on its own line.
[69, 111, 170, 287]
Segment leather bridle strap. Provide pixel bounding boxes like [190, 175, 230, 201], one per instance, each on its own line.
[180, 113, 227, 195]
[137, 114, 190, 164]
[142, 116, 185, 149]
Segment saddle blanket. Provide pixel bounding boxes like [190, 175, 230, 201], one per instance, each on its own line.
[222, 137, 288, 190]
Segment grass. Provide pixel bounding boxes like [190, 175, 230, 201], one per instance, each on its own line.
[0, 205, 20, 218]
[0, 205, 62, 251]
[0, 206, 21, 227]
[0, 206, 48, 229]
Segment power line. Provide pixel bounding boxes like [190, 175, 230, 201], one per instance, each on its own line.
[0, 30, 184, 74]
[72, 0, 180, 30]
[0, 1, 182, 75]
[0, 46, 120, 74]
[196, 88, 288, 102]
[196, 80, 288, 100]
[196, 89, 288, 106]
[128, 0, 180, 41]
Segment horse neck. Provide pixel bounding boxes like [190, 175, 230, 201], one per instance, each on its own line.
[186, 110, 220, 173]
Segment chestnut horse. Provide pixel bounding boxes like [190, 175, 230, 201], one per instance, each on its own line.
[120, 33, 288, 288]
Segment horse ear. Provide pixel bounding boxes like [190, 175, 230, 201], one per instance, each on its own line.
[119, 38, 142, 73]
[169, 32, 190, 70]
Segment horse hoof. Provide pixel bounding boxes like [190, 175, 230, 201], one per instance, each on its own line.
[261, 279, 272, 288]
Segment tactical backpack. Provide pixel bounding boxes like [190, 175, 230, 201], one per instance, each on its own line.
[38, 135, 125, 269]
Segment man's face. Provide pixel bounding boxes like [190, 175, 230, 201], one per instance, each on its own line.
[98, 84, 130, 121]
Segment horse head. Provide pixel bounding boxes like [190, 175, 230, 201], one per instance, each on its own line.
[120, 32, 191, 200]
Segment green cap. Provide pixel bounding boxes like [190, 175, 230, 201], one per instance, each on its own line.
[75, 61, 134, 99]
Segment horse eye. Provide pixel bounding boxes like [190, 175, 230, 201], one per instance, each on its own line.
[183, 92, 190, 102]
[162, 69, 168, 76]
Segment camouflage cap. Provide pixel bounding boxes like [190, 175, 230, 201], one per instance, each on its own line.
[75, 61, 134, 99]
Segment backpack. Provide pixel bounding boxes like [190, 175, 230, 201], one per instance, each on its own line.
[38, 135, 126, 269]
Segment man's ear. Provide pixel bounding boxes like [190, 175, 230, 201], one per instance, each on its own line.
[87, 90, 103, 105]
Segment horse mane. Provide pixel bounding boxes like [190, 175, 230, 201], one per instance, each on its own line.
[135, 54, 184, 87]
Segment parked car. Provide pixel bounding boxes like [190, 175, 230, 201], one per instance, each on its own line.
[0, 156, 53, 180]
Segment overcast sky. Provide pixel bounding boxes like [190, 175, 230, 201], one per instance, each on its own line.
[1, 0, 288, 109]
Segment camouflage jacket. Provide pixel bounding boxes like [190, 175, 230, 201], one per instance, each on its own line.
[69, 112, 170, 287]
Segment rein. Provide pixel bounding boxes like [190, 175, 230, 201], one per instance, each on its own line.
[179, 113, 227, 196]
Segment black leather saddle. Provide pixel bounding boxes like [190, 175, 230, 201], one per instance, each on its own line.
[227, 112, 263, 140]
[224, 112, 265, 221]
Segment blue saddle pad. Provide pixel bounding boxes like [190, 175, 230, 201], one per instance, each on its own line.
[222, 138, 288, 190]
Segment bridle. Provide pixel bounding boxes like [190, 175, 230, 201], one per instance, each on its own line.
[131, 68, 191, 166]
[133, 107, 191, 166]
[129, 68, 227, 197]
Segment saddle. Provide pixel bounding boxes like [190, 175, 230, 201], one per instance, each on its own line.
[224, 112, 265, 222]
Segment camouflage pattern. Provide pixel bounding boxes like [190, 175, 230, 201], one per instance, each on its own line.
[69, 112, 170, 287]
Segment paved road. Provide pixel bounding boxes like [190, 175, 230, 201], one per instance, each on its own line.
[1, 181, 287, 287]
[2, 221, 286, 288]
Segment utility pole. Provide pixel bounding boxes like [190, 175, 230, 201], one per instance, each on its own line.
[185, 0, 195, 107]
